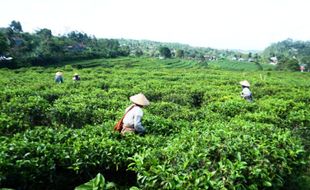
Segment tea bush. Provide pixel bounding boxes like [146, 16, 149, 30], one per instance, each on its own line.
[0, 57, 309, 189]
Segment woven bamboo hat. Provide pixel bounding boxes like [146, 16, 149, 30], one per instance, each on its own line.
[74, 73, 79, 76]
[130, 93, 150, 106]
[239, 80, 250, 87]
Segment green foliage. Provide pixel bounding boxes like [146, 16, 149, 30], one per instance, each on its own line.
[1, 96, 50, 133]
[64, 64, 73, 71]
[36, 28, 52, 39]
[300, 56, 310, 68]
[75, 173, 116, 190]
[133, 49, 143, 57]
[9, 20, 23, 33]
[130, 123, 305, 190]
[175, 49, 184, 58]
[0, 57, 309, 189]
[208, 60, 274, 71]
[158, 46, 171, 58]
[262, 38, 310, 71]
[118, 38, 239, 62]
[0, 21, 128, 68]
[277, 57, 300, 71]
[0, 32, 9, 54]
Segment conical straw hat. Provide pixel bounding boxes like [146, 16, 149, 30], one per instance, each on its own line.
[130, 93, 150, 106]
[239, 80, 250, 87]
[56, 71, 63, 76]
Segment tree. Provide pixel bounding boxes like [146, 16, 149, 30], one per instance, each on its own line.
[300, 56, 310, 69]
[277, 57, 299, 71]
[0, 32, 9, 54]
[135, 49, 143, 57]
[286, 59, 300, 71]
[197, 54, 206, 62]
[9, 20, 23, 33]
[159, 46, 171, 58]
[120, 45, 130, 56]
[176, 49, 184, 58]
[36, 28, 52, 39]
[248, 52, 252, 58]
[67, 31, 90, 43]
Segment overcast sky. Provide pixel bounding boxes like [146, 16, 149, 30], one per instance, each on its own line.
[0, 0, 309, 50]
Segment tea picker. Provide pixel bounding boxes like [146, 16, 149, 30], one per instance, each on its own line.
[114, 93, 150, 135]
[240, 80, 253, 102]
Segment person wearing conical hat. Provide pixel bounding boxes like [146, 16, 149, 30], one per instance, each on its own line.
[240, 80, 253, 102]
[72, 73, 80, 81]
[55, 71, 64, 83]
[121, 93, 150, 135]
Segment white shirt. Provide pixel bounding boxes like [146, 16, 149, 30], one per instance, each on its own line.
[241, 87, 252, 97]
[123, 105, 144, 132]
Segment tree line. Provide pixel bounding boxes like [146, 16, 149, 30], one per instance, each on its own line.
[262, 38, 310, 71]
[0, 21, 130, 68]
[1, 21, 309, 71]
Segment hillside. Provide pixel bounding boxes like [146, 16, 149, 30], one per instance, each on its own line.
[0, 21, 265, 70]
[262, 38, 310, 71]
[2, 20, 309, 72]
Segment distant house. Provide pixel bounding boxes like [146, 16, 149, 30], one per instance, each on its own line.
[238, 58, 245, 61]
[204, 55, 217, 61]
[269, 56, 278, 65]
[299, 64, 307, 72]
[248, 58, 254, 62]
[65, 43, 86, 52]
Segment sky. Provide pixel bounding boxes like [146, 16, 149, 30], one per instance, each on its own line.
[0, 0, 309, 50]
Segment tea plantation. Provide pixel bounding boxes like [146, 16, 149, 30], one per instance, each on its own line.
[0, 57, 309, 189]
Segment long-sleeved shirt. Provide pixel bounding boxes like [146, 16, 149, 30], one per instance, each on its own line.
[123, 104, 145, 134]
[241, 87, 252, 97]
